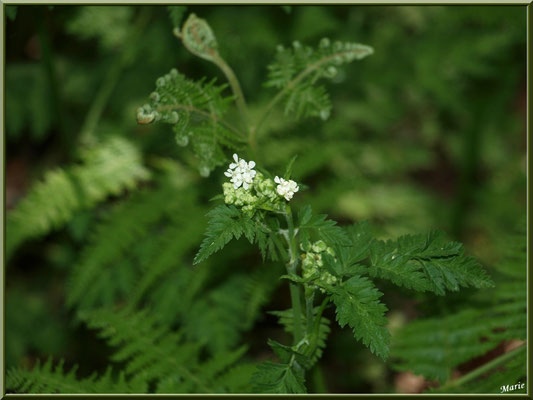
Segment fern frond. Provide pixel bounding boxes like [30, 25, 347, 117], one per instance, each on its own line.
[265, 38, 373, 121]
[66, 174, 194, 310]
[81, 307, 252, 393]
[137, 69, 245, 175]
[181, 275, 250, 354]
[391, 283, 526, 383]
[6, 358, 146, 394]
[66, 6, 134, 51]
[6, 136, 150, 259]
[179, 266, 282, 355]
[242, 265, 284, 328]
[433, 347, 526, 394]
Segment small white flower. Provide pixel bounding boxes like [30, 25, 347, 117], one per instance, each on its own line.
[225, 154, 256, 189]
[274, 176, 299, 201]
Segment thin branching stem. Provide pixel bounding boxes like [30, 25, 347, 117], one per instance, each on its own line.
[79, 8, 151, 145]
[211, 55, 249, 127]
[305, 292, 315, 335]
[285, 205, 303, 345]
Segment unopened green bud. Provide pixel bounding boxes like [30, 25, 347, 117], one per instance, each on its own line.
[312, 240, 328, 253]
[181, 14, 219, 62]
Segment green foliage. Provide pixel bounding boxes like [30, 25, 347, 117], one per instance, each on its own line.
[66, 172, 193, 310]
[369, 230, 494, 295]
[81, 307, 254, 393]
[6, 289, 69, 367]
[181, 271, 280, 354]
[6, 64, 55, 141]
[137, 69, 244, 175]
[434, 347, 526, 394]
[265, 38, 373, 121]
[6, 136, 150, 259]
[7, 358, 146, 394]
[299, 205, 350, 246]
[6, 5, 525, 396]
[66, 6, 134, 51]
[329, 276, 390, 360]
[252, 361, 306, 394]
[391, 232, 526, 389]
[193, 205, 256, 264]
[271, 307, 331, 366]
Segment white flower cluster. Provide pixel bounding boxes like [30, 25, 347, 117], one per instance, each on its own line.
[274, 176, 299, 201]
[224, 154, 256, 189]
[223, 154, 300, 203]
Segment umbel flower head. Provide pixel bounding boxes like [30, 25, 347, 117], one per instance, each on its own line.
[222, 154, 301, 215]
[274, 176, 299, 201]
[224, 154, 257, 190]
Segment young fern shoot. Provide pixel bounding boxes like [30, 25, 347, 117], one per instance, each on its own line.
[137, 13, 374, 173]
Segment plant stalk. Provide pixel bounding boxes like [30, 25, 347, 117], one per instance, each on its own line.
[285, 205, 303, 345]
[79, 8, 151, 145]
[305, 291, 315, 335]
[212, 55, 249, 129]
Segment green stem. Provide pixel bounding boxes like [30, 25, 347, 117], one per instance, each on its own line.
[212, 55, 249, 129]
[175, 26, 250, 137]
[285, 205, 303, 345]
[305, 291, 315, 335]
[78, 55, 124, 144]
[440, 344, 525, 391]
[288, 283, 303, 345]
[79, 8, 151, 144]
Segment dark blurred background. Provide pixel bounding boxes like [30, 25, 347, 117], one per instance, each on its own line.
[5, 5, 526, 393]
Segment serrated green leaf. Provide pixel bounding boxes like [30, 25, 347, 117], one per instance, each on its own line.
[252, 362, 306, 394]
[194, 205, 255, 264]
[329, 275, 390, 360]
[368, 230, 493, 295]
[300, 208, 350, 246]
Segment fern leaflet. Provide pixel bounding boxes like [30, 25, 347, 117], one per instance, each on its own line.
[265, 38, 373, 121]
[137, 68, 245, 176]
[6, 136, 150, 259]
[6, 358, 146, 394]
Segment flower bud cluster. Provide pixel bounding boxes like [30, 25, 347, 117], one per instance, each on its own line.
[301, 240, 338, 292]
[136, 68, 181, 126]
